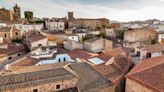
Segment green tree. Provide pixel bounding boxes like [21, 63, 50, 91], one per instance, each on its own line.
[24, 11, 33, 21]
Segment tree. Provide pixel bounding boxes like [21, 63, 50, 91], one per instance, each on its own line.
[24, 11, 33, 21]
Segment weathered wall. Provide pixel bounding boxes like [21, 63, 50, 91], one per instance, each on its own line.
[126, 78, 153, 92]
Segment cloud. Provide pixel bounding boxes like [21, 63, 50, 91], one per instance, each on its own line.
[1, 0, 164, 21]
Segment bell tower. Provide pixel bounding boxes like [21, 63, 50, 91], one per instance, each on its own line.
[13, 3, 21, 21]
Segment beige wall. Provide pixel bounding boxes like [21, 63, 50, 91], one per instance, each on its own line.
[124, 29, 157, 42]
[11, 29, 22, 40]
[0, 31, 11, 43]
[63, 40, 83, 51]
[84, 38, 112, 53]
[126, 78, 153, 92]
[31, 38, 48, 50]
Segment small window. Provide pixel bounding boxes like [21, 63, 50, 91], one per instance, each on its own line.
[58, 58, 61, 63]
[63, 57, 66, 62]
[4, 34, 7, 37]
[15, 32, 18, 35]
[33, 89, 38, 92]
[8, 57, 12, 60]
[38, 44, 42, 46]
[18, 54, 20, 56]
[56, 84, 60, 89]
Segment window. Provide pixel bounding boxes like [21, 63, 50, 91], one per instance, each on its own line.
[15, 32, 18, 35]
[137, 51, 140, 56]
[58, 58, 61, 63]
[63, 57, 66, 62]
[38, 44, 42, 46]
[4, 34, 7, 37]
[8, 57, 12, 60]
[146, 53, 151, 58]
[18, 54, 20, 56]
[56, 84, 60, 89]
[33, 89, 38, 92]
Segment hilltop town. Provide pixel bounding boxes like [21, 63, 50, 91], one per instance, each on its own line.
[0, 4, 164, 92]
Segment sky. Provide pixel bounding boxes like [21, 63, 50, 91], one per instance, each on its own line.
[0, 0, 164, 22]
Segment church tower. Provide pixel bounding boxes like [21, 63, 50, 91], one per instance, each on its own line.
[13, 4, 21, 21]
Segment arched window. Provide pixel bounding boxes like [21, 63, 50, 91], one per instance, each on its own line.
[58, 58, 61, 63]
[63, 57, 66, 62]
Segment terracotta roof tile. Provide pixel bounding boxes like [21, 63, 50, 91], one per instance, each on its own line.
[127, 56, 164, 92]
[0, 44, 24, 56]
[28, 34, 47, 43]
[67, 49, 96, 60]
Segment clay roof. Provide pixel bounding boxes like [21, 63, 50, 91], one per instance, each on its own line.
[11, 57, 39, 66]
[0, 67, 76, 91]
[97, 53, 113, 62]
[95, 54, 130, 83]
[67, 62, 113, 92]
[98, 48, 128, 62]
[9, 62, 70, 74]
[28, 34, 47, 43]
[0, 44, 24, 56]
[127, 56, 164, 92]
[138, 44, 164, 53]
[67, 49, 96, 60]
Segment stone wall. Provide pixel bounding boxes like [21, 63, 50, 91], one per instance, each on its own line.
[124, 29, 157, 42]
[126, 78, 153, 92]
[69, 18, 109, 28]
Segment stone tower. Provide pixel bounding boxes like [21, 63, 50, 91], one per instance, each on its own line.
[13, 4, 21, 21]
[68, 12, 74, 21]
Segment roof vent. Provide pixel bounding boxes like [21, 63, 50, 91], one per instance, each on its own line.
[76, 58, 81, 62]
[4, 64, 9, 71]
[105, 57, 114, 65]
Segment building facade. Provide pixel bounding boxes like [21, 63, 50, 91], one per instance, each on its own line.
[0, 4, 21, 22]
[84, 37, 113, 53]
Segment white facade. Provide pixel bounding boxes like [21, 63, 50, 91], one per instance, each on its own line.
[158, 33, 164, 42]
[13, 23, 43, 34]
[30, 38, 48, 50]
[151, 52, 162, 58]
[36, 54, 74, 65]
[45, 21, 65, 31]
[105, 28, 116, 38]
[67, 35, 79, 42]
[157, 24, 164, 32]
[0, 23, 7, 28]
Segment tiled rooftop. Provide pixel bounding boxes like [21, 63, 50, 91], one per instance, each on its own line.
[0, 43, 24, 56]
[127, 56, 164, 92]
[138, 44, 164, 53]
[28, 34, 47, 43]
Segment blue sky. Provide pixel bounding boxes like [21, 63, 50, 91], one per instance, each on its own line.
[0, 0, 164, 22]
